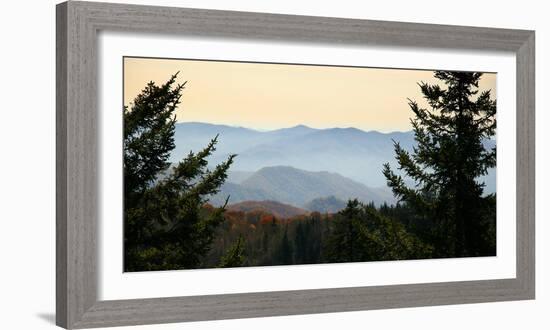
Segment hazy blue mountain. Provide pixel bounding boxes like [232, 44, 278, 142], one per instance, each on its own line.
[225, 170, 254, 184]
[229, 128, 416, 187]
[173, 122, 496, 194]
[173, 122, 415, 187]
[209, 182, 274, 206]
[304, 196, 348, 213]
[171, 122, 317, 162]
[171, 122, 264, 161]
[264, 124, 318, 140]
[209, 166, 396, 208]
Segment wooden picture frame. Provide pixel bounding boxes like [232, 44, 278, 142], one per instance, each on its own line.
[56, 1, 535, 328]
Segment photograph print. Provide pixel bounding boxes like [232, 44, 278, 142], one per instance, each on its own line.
[123, 56, 497, 272]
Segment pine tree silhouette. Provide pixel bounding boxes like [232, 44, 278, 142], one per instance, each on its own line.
[124, 73, 236, 271]
[383, 71, 496, 257]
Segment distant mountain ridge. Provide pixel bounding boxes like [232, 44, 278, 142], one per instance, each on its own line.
[174, 122, 496, 194]
[226, 200, 309, 218]
[210, 165, 395, 208]
[305, 196, 348, 213]
[173, 122, 416, 188]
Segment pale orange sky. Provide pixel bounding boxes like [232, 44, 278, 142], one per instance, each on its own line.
[124, 57, 496, 132]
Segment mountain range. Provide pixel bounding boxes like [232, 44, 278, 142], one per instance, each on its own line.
[208, 165, 395, 209]
[172, 122, 417, 188]
[171, 122, 496, 208]
[304, 196, 348, 213]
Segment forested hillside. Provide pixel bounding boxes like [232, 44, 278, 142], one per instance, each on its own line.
[202, 200, 434, 268]
[209, 166, 395, 207]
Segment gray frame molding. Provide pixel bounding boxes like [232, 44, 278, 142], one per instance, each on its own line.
[56, 1, 535, 328]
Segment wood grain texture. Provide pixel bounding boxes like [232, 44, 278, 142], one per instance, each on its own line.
[74, 279, 526, 328]
[56, 3, 68, 328]
[56, 1, 536, 328]
[57, 1, 99, 327]
[515, 32, 536, 297]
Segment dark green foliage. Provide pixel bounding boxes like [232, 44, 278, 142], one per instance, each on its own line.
[383, 71, 496, 257]
[293, 220, 322, 264]
[201, 201, 431, 268]
[324, 200, 362, 262]
[324, 200, 432, 262]
[275, 226, 294, 265]
[219, 236, 246, 268]
[124, 73, 236, 271]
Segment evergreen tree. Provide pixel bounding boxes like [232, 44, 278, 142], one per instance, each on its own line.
[124, 73, 236, 271]
[383, 71, 496, 257]
[294, 221, 319, 264]
[261, 231, 269, 253]
[324, 199, 362, 262]
[324, 200, 431, 262]
[219, 236, 247, 268]
[276, 225, 293, 265]
[359, 204, 433, 260]
[294, 222, 306, 264]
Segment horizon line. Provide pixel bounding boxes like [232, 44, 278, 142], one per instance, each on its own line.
[175, 120, 413, 135]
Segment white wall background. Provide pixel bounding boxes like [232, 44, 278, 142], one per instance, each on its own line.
[0, 0, 547, 329]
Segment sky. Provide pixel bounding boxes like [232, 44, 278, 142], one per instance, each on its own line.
[124, 57, 496, 132]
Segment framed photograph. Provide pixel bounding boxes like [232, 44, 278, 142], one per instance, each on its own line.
[56, 1, 535, 328]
